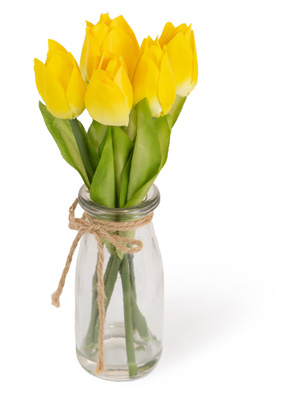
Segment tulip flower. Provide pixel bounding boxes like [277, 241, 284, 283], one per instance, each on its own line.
[159, 22, 198, 97]
[132, 37, 176, 117]
[34, 40, 86, 119]
[80, 13, 139, 83]
[85, 57, 133, 126]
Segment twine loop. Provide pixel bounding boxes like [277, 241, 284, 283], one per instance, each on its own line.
[51, 198, 153, 374]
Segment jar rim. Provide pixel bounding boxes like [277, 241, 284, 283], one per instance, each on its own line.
[78, 184, 160, 220]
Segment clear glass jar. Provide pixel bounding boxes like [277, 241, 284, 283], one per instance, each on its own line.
[75, 184, 164, 381]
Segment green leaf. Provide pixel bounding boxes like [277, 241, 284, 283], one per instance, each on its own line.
[86, 120, 108, 168]
[87, 120, 108, 152]
[155, 115, 172, 170]
[125, 177, 157, 208]
[112, 127, 134, 207]
[127, 99, 161, 203]
[38, 102, 90, 188]
[125, 114, 172, 208]
[90, 127, 116, 208]
[119, 152, 133, 208]
[86, 137, 100, 170]
[168, 95, 187, 127]
[125, 107, 137, 141]
[69, 119, 95, 183]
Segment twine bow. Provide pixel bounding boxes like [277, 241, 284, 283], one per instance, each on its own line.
[51, 198, 153, 374]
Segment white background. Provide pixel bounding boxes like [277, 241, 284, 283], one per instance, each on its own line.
[1, 0, 306, 398]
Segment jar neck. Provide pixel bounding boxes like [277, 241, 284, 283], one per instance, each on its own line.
[78, 184, 160, 221]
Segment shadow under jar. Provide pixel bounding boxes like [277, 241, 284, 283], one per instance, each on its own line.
[75, 184, 164, 381]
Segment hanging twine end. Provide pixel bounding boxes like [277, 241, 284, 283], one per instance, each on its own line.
[95, 360, 105, 374]
[51, 291, 61, 308]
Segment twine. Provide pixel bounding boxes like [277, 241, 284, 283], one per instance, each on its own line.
[51, 198, 153, 374]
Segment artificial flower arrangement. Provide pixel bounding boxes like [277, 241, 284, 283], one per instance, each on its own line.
[34, 13, 197, 380]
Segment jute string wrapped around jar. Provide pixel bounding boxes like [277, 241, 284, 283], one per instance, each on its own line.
[51, 199, 153, 374]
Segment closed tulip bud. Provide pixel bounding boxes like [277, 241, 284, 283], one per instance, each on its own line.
[80, 13, 139, 83]
[34, 40, 86, 119]
[159, 22, 198, 97]
[132, 37, 176, 117]
[85, 57, 133, 126]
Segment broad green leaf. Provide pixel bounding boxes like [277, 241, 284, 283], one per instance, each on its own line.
[90, 127, 116, 208]
[127, 99, 161, 203]
[155, 115, 172, 169]
[112, 127, 134, 207]
[125, 114, 172, 208]
[98, 133, 108, 156]
[87, 120, 108, 152]
[39, 102, 90, 188]
[69, 119, 95, 182]
[86, 137, 100, 170]
[119, 152, 133, 208]
[168, 95, 186, 127]
[125, 107, 137, 141]
[125, 176, 157, 208]
[86, 120, 108, 168]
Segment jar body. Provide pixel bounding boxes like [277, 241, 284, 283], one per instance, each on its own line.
[75, 186, 163, 381]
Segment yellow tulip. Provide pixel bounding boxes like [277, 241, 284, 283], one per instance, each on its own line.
[132, 37, 176, 117]
[34, 40, 86, 119]
[80, 13, 139, 83]
[85, 57, 133, 126]
[159, 22, 198, 97]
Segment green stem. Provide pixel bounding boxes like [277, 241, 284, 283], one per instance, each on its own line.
[92, 254, 122, 346]
[104, 254, 116, 288]
[120, 255, 137, 377]
[128, 254, 150, 341]
[128, 254, 137, 301]
[69, 119, 95, 182]
[83, 263, 98, 349]
[130, 291, 150, 341]
[104, 254, 122, 311]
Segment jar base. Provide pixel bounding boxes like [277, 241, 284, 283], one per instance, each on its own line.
[76, 349, 161, 381]
[76, 323, 162, 381]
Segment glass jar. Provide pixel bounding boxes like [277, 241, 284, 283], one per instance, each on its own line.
[75, 184, 164, 381]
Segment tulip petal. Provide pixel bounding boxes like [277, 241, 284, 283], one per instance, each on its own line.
[80, 22, 109, 82]
[148, 44, 163, 68]
[46, 52, 73, 90]
[191, 30, 198, 89]
[159, 22, 176, 47]
[157, 53, 176, 114]
[34, 58, 46, 101]
[100, 13, 111, 25]
[133, 54, 162, 117]
[85, 72, 130, 126]
[92, 19, 109, 50]
[104, 28, 139, 77]
[114, 65, 133, 109]
[167, 33, 193, 96]
[45, 68, 73, 119]
[46, 39, 67, 63]
[111, 15, 139, 49]
[176, 23, 189, 35]
[80, 31, 90, 81]
[66, 64, 86, 118]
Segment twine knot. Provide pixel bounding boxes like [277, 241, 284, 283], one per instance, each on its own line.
[51, 198, 153, 374]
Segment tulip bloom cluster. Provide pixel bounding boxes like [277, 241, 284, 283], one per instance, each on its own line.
[34, 13, 198, 208]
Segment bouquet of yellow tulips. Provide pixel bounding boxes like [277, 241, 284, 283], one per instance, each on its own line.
[34, 13, 197, 379]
